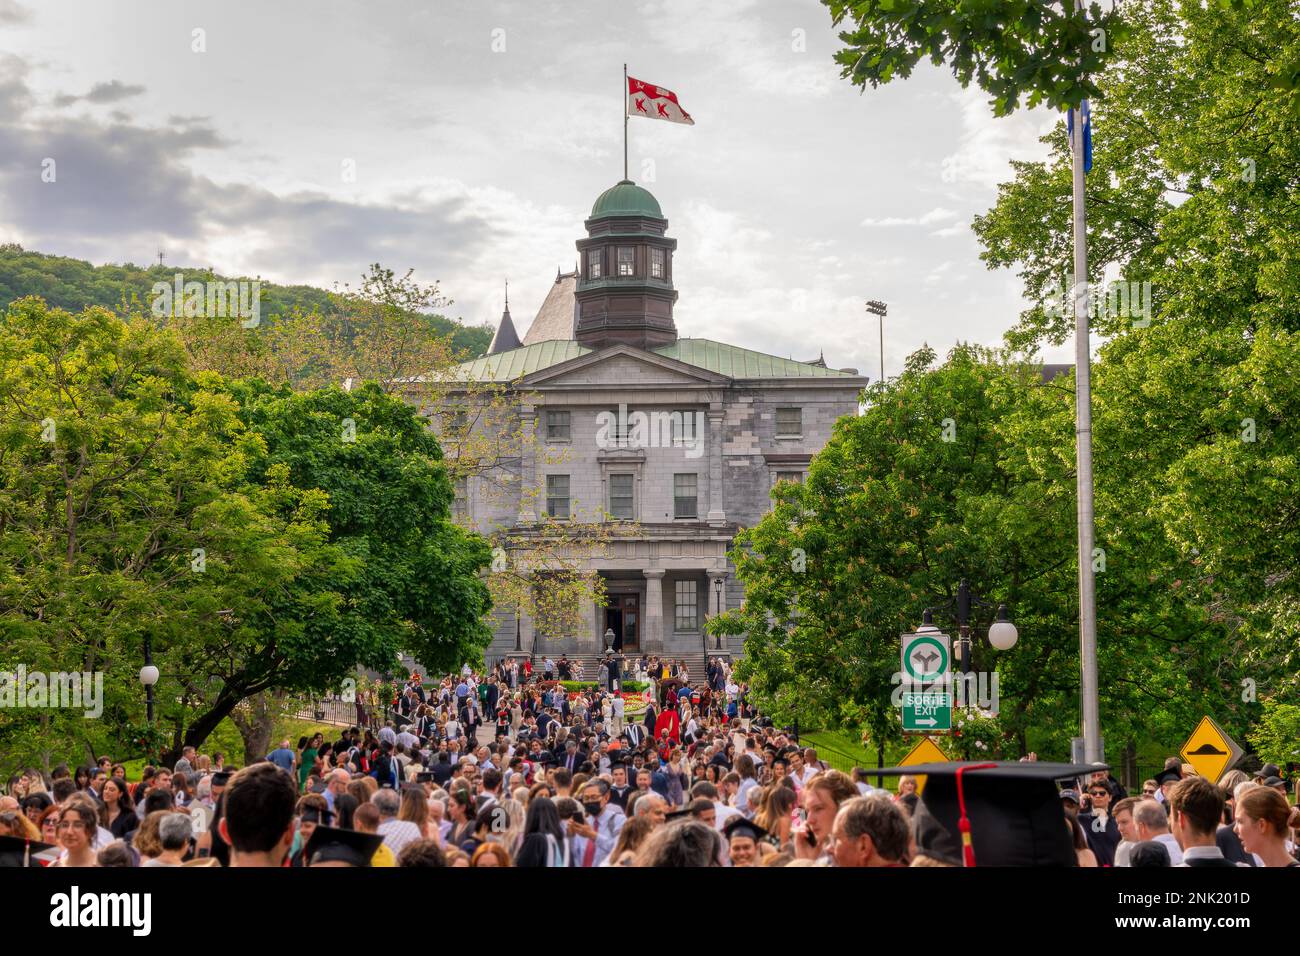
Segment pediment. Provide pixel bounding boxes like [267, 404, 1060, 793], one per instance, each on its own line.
[519, 344, 730, 389]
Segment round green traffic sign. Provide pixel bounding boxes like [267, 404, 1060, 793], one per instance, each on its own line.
[905, 636, 949, 682]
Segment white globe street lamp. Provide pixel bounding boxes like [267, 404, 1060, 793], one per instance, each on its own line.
[988, 604, 1019, 651]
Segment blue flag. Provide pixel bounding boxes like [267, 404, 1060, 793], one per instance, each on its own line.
[1067, 100, 1093, 174]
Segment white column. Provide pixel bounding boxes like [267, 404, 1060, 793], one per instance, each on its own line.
[518, 601, 536, 659]
[579, 591, 599, 653]
[643, 569, 665, 653]
[707, 405, 725, 525]
[517, 405, 538, 524]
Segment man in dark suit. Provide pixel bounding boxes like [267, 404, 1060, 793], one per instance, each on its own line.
[429, 751, 453, 787]
[1169, 776, 1244, 867]
[560, 739, 588, 775]
[1079, 782, 1121, 866]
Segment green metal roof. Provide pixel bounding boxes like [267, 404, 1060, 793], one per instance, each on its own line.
[453, 337, 860, 383]
[590, 180, 663, 220]
[453, 340, 590, 381]
[655, 339, 861, 378]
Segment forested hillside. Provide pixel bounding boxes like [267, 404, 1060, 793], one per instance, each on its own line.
[0, 243, 493, 357]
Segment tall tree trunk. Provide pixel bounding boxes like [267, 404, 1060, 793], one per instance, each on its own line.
[158, 681, 250, 766]
[230, 691, 283, 766]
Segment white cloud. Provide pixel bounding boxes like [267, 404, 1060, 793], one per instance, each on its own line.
[862, 206, 957, 227]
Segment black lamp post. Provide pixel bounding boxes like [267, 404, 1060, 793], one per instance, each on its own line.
[139, 635, 159, 723]
[713, 577, 724, 650]
[922, 579, 1018, 673]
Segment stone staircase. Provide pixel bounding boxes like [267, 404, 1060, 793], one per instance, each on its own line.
[507, 650, 724, 686]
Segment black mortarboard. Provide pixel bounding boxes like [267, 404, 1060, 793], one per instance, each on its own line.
[1129, 840, 1172, 868]
[416, 772, 434, 783]
[299, 806, 333, 825]
[1155, 767, 1182, 787]
[870, 761, 1104, 867]
[0, 835, 60, 868]
[302, 825, 383, 867]
[722, 817, 768, 844]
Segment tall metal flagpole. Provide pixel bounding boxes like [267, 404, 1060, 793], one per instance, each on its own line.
[623, 63, 629, 180]
[1071, 0, 1101, 765]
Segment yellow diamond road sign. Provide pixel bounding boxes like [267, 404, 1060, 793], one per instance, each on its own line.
[899, 736, 949, 795]
[1179, 715, 1243, 783]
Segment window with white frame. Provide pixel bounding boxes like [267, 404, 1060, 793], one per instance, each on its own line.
[650, 246, 666, 279]
[674, 580, 698, 631]
[775, 407, 802, 437]
[617, 247, 635, 276]
[546, 475, 570, 519]
[673, 473, 698, 518]
[608, 473, 634, 520]
[587, 248, 603, 279]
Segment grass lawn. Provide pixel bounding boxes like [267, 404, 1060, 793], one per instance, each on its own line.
[119, 717, 343, 782]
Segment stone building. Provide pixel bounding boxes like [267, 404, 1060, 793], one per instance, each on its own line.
[435, 180, 866, 672]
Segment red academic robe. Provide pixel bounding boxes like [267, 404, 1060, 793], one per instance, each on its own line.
[654, 709, 681, 743]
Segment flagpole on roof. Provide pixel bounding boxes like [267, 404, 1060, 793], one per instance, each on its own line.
[623, 63, 629, 181]
[1071, 0, 1101, 766]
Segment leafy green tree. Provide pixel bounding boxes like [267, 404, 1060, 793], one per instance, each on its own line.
[1246, 699, 1300, 768]
[824, 0, 1123, 115]
[0, 298, 493, 769]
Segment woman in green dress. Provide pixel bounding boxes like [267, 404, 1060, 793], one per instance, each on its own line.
[298, 733, 322, 792]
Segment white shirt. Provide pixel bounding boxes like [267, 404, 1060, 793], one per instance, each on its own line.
[1176, 843, 1248, 867]
[712, 801, 742, 830]
[1154, 832, 1184, 865]
[377, 818, 423, 856]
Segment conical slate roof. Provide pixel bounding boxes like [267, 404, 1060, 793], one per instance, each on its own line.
[488, 305, 522, 354]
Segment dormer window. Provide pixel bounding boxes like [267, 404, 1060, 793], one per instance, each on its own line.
[617, 247, 635, 277]
[587, 249, 603, 279]
[650, 247, 665, 279]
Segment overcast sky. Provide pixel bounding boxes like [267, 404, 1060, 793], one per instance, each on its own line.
[0, 0, 1071, 376]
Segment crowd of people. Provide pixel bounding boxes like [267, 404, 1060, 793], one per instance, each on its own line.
[2, 653, 1297, 868]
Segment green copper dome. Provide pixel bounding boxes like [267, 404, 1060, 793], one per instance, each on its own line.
[590, 180, 663, 220]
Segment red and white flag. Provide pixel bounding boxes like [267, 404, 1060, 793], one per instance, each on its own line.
[627, 76, 694, 126]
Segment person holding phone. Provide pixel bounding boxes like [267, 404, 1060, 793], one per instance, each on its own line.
[792, 770, 857, 863]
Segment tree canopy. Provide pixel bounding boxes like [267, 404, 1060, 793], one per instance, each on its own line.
[0, 297, 493, 769]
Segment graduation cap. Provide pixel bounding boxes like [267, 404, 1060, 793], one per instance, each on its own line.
[211, 772, 232, 787]
[302, 826, 384, 867]
[870, 761, 1105, 867]
[299, 806, 333, 825]
[722, 816, 768, 844]
[0, 835, 60, 868]
[1155, 767, 1182, 787]
[416, 772, 434, 784]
